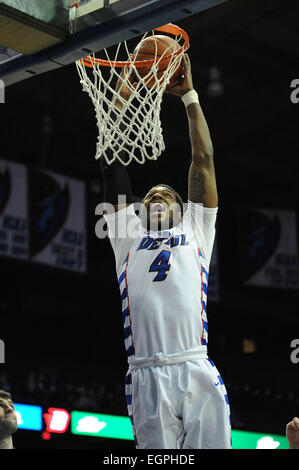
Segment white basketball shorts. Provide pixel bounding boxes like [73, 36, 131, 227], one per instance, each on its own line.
[125, 355, 231, 449]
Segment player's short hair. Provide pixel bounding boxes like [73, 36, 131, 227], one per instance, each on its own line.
[145, 184, 184, 214]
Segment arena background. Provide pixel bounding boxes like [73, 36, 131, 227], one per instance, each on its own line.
[0, 0, 298, 450]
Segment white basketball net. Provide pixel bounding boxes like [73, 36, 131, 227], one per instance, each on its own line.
[75, 29, 187, 166]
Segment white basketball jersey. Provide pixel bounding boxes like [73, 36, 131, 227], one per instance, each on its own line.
[104, 201, 217, 358]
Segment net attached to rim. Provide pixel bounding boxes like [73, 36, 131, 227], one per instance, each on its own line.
[76, 24, 189, 166]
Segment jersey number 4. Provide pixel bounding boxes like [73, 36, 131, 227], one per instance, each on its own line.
[149, 250, 171, 282]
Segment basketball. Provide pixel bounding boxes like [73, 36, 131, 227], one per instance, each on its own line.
[132, 35, 183, 89]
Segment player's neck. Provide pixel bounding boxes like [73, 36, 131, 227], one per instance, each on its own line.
[145, 218, 176, 231]
[0, 436, 14, 449]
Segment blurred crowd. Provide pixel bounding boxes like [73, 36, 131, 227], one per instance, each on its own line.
[0, 363, 127, 416]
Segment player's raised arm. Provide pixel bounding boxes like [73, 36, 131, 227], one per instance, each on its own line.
[166, 54, 218, 208]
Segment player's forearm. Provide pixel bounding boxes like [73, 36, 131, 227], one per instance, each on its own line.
[186, 102, 214, 166]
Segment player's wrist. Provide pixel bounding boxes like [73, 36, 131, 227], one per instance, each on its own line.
[181, 89, 199, 108]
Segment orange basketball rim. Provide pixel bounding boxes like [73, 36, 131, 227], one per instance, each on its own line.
[81, 23, 190, 69]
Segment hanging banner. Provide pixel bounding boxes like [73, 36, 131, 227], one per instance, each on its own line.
[0, 159, 28, 260]
[29, 168, 86, 272]
[239, 207, 298, 289]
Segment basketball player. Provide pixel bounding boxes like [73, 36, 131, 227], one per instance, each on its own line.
[101, 54, 231, 449]
[0, 390, 17, 449]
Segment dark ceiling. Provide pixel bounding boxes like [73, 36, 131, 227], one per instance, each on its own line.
[2, 0, 299, 208]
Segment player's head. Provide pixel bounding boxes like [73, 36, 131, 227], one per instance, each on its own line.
[0, 390, 18, 440]
[142, 184, 184, 230]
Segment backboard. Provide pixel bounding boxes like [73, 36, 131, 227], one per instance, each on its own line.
[0, 0, 228, 86]
[0, 0, 70, 31]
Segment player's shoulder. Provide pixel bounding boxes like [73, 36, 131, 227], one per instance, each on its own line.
[182, 201, 218, 224]
[185, 200, 218, 212]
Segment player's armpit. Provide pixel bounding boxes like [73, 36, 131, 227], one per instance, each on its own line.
[188, 160, 218, 208]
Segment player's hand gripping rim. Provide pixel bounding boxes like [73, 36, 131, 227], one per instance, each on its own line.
[165, 54, 194, 97]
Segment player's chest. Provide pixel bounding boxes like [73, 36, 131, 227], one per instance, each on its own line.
[128, 232, 199, 282]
